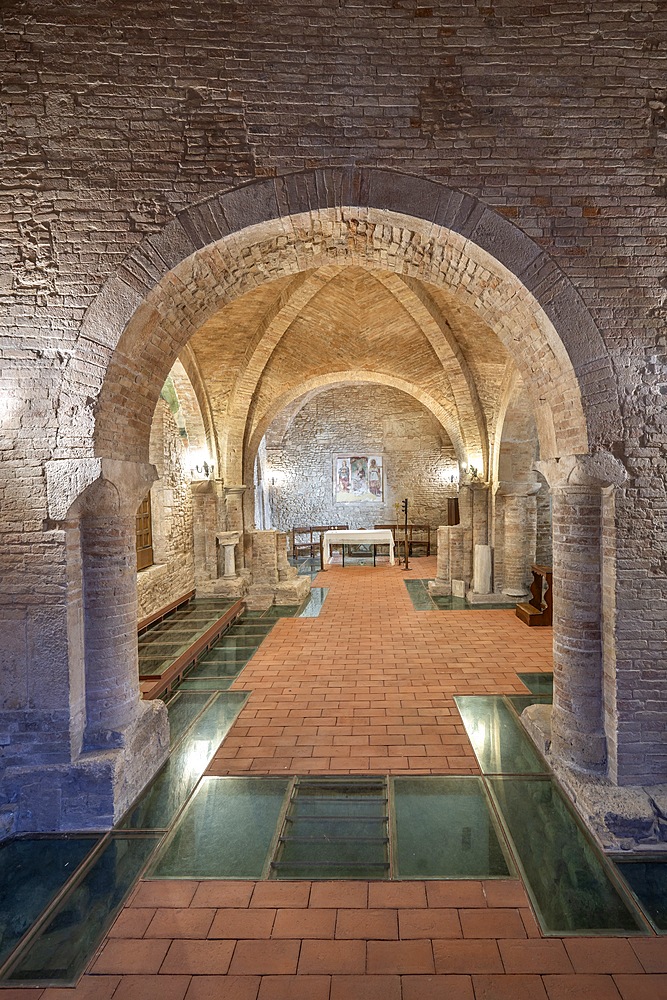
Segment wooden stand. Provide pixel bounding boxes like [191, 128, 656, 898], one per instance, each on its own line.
[515, 564, 553, 626]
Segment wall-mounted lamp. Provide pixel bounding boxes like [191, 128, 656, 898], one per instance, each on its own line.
[189, 449, 214, 480]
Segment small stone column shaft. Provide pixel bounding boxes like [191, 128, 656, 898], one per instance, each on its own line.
[501, 492, 537, 598]
[550, 483, 607, 771]
[79, 513, 141, 747]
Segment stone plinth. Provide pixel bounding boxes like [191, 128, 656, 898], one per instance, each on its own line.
[428, 525, 451, 596]
[473, 543, 492, 594]
[246, 530, 311, 609]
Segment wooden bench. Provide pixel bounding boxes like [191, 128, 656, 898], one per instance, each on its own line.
[516, 564, 553, 627]
[139, 597, 245, 700]
[374, 523, 431, 557]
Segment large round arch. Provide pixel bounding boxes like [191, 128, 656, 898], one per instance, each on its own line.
[60, 168, 618, 475]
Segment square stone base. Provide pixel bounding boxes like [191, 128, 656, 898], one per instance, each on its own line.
[2, 700, 169, 836]
[428, 580, 451, 597]
[198, 576, 248, 599]
[246, 576, 312, 610]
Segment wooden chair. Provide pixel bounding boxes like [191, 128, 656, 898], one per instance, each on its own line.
[516, 564, 553, 626]
[292, 526, 316, 559]
[409, 524, 430, 556]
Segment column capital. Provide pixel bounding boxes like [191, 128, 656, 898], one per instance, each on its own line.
[535, 451, 627, 491]
[217, 530, 242, 545]
[45, 458, 157, 520]
[497, 480, 542, 498]
[459, 477, 489, 490]
[223, 484, 247, 497]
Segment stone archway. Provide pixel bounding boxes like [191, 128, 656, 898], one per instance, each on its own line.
[26, 168, 638, 837]
[60, 169, 613, 472]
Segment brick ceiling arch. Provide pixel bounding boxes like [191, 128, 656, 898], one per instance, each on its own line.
[244, 371, 466, 481]
[64, 168, 613, 469]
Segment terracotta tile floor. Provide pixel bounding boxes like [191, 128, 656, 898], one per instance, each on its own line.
[32, 560, 666, 998]
[208, 560, 551, 776]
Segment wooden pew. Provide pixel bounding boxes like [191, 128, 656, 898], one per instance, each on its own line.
[516, 564, 553, 626]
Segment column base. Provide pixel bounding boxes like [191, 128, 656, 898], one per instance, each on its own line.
[518, 704, 667, 852]
[428, 580, 451, 597]
[480, 591, 519, 605]
[465, 590, 502, 605]
[198, 576, 248, 599]
[2, 700, 169, 836]
[246, 576, 311, 610]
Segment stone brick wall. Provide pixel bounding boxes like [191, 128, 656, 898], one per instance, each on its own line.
[1, 0, 665, 800]
[137, 400, 195, 617]
[265, 385, 458, 534]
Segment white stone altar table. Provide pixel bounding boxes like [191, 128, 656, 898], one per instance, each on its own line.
[322, 529, 395, 567]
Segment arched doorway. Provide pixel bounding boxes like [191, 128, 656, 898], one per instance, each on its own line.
[28, 168, 637, 833]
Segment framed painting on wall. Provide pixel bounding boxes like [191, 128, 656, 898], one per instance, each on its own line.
[334, 454, 383, 503]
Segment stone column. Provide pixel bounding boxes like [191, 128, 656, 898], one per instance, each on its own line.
[536, 453, 627, 775]
[498, 484, 539, 598]
[458, 480, 488, 589]
[247, 530, 311, 609]
[428, 526, 451, 596]
[74, 463, 166, 753]
[191, 480, 219, 587]
[41, 458, 169, 829]
[224, 484, 246, 534]
[472, 483, 490, 546]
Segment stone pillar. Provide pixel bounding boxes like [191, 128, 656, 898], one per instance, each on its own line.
[499, 484, 539, 598]
[247, 530, 311, 610]
[224, 484, 246, 534]
[472, 544, 492, 595]
[449, 524, 465, 597]
[219, 531, 241, 578]
[36, 458, 170, 830]
[191, 480, 219, 587]
[458, 480, 488, 590]
[472, 483, 490, 546]
[428, 526, 451, 596]
[536, 453, 627, 776]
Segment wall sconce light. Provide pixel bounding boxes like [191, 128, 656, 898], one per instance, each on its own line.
[190, 449, 214, 480]
[195, 460, 214, 478]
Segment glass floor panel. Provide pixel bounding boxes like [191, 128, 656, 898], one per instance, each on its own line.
[216, 636, 265, 648]
[292, 555, 322, 578]
[263, 605, 302, 618]
[6, 834, 161, 985]
[139, 628, 203, 645]
[165, 690, 213, 748]
[489, 777, 645, 935]
[507, 694, 553, 713]
[149, 776, 290, 879]
[137, 656, 175, 676]
[227, 623, 275, 636]
[616, 860, 667, 931]
[120, 692, 248, 830]
[518, 672, 554, 696]
[272, 778, 389, 880]
[298, 587, 329, 617]
[198, 648, 253, 662]
[186, 659, 248, 678]
[393, 776, 512, 879]
[404, 579, 512, 612]
[455, 695, 548, 775]
[0, 837, 98, 968]
[139, 641, 193, 655]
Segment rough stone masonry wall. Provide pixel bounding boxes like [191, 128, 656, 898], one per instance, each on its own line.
[266, 385, 457, 533]
[0, 0, 665, 792]
[137, 400, 195, 618]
